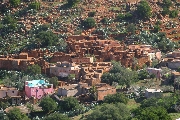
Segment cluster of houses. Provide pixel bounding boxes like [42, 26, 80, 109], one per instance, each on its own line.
[0, 34, 180, 106]
[0, 36, 172, 104]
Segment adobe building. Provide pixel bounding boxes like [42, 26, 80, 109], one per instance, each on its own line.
[57, 82, 89, 97]
[164, 51, 180, 69]
[50, 61, 80, 79]
[0, 86, 22, 105]
[95, 83, 116, 101]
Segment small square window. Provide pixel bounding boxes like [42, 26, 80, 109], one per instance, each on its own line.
[12, 91, 14, 93]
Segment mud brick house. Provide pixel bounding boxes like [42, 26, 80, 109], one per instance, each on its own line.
[80, 62, 112, 85]
[164, 51, 180, 69]
[72, 57, 94, 63]
[0, 86, 21, 105]
[66, 35, 159, 68]
[95, 83, 116, 101]
[0, 86, 19, 99]
[50, 61, 80, 78]
[25, 80, 54, 99]
[50, 52, 77, 63]
[57, 82, 89, 97]
[0, 52, 50, 74]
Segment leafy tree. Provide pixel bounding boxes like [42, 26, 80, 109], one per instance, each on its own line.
[162, 7, 170, 16]
[126, 23, 136, 34]
[133, 106, 171, 120]
[101, 17, 109, 25]
[177, 67, 180, 72]
[48, 77, 58, 89]
[101, 61, 138, 87]
[136, 0, 151, 19]
[169, 10, 179, 18]
[25, 64, 41, 75]
[0, 101, 10, 110]
[7, 107, 30, 120]
[28, 2, 40, 10]
[67, 0, 79, 7]
[138, 69, 149, 80]
[162, 0, 172, 8]
[9, 0, 20, 7]
[116, 13, 132, 21]
[87, 103, 130, 120]
[83, 17, 96, 29]
[39, 97, 57, 113]
[104, 93, 128, 104]
[67, 74, 75, 80]
[89, 85, 97, 100]
[43, 113, 70, 120]
[62, 97, 79, 111]
[140, 95, 178, 113]
[2, 15, 17, 31]
[36, 31, 59, 47]
[153, 25, 160, 33]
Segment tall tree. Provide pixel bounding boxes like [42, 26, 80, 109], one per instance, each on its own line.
[136, 0, 151, 19]
[104, 93, 128, 104]
[133, 106, 171, 120]
[7, 107, 30, 120]
[39, 97, 57, 113]
[62, 97, 79, 111]
[43, 113, 70, 120]
[87, 103, 130, 120]
[25, 64, 41, 75]
[48, 77, 58, 89]
[9, 0, 20, 7]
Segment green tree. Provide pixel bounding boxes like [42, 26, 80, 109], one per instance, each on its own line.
[43, 113, 70, 120]
[153, 25, 160, 33]
[89, 85, 97, 100]
[126, 23, 136, 34]
[0, 101, 10, 110]
[104, 93, 128, 104]
[28, 2, 40, 10]
[25, 64, 41, 75]
[101, 17, 109, 25]
[48, 77, 58, 89]
[87, 103, 130, 120]
[138, 69, 149, 80]
[88, 11, 96, 17]
[101, 61, 138, 87]
[162, 7, 170, 16]
[162, 0, 172, 8]
[39, 97, 57, 113]
[136, 0, 151, 19]
[7, 107, 30, 120]
[169, 10, 179, 18]
[36, 31, 59, 47]
[83, 17, 96, 29]
[67, 0, 79, 7]
[9, 0, 20, 7]
[133, 106, 171, 120]
[62, 97, 79, 111]
[67, 74, 75, 80]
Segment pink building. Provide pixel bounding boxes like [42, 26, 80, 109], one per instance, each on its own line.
[25, 80, 54, 99]
[147, 68, 162, 79]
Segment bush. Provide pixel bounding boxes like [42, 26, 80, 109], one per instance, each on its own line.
[169, 10, 178, 18]
[88, 11, 96, 17]
[82, 17, 96, 29]
[29, 2, 40, 10]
